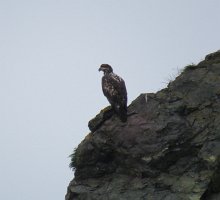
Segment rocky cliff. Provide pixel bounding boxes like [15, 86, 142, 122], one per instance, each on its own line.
[66, 51, 220, 200]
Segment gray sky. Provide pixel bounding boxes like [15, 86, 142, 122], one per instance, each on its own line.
[0, 1, 219, 199]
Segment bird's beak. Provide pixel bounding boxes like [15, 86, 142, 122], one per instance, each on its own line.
[98, 67, 102, 72]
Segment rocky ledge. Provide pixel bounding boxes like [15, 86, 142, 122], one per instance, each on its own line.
[66, 51, 220, 200]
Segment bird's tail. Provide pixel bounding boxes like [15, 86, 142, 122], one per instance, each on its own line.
[118, 106, 127, 122]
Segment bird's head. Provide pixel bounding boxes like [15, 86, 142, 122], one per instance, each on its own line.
[99, 64, 113, 74]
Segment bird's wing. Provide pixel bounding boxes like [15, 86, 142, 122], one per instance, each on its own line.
[102, 73, 127, 105]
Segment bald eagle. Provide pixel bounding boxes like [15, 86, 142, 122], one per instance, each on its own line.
[99, 64, 127, 122]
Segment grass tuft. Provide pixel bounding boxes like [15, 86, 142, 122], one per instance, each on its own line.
[69, 148, 78, 170]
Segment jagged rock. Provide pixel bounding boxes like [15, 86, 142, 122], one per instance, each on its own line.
[88, 106, 114, 132]
[66, 50, 220, 200]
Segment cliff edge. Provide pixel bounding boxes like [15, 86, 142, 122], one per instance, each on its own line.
[66, 51, 220, 200]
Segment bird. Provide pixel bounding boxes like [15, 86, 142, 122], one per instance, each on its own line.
[99, 64, 127, 122]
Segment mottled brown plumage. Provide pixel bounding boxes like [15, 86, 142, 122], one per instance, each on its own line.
[99, 64, 127, 122]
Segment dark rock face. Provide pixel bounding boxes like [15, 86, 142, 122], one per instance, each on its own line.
[66, 51, 220, 200]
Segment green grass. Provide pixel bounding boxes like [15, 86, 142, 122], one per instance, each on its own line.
[183, 63, 196, 71]
[69, 148, 78, 170]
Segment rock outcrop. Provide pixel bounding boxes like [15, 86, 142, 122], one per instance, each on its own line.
[66, 51, 220, 200]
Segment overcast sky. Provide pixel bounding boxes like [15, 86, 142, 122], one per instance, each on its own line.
[0, 1, 220, 200]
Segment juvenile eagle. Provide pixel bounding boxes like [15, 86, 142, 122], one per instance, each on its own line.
[99, 64, 127, 122]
